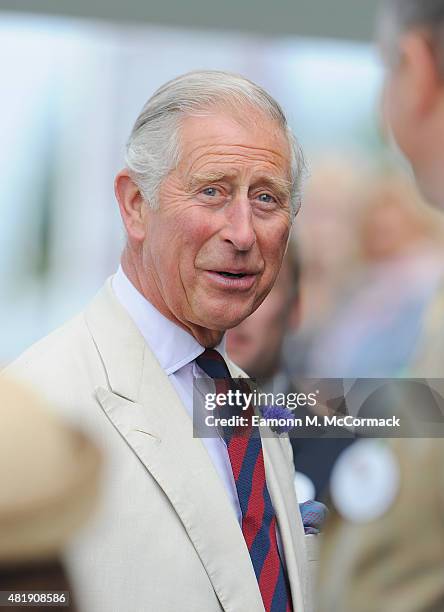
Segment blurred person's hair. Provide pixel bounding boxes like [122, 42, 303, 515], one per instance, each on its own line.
[380, 0, 444, 73]
[125, 70, 306, 217]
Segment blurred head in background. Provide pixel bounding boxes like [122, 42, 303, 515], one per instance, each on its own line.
[293, 167, 444, 378]
[380, 0, 444, 205]
[226, 243, 300, 380]
[358, 172, 444, 262]
[294, 158, 364, 327]
[297, 158, 362, 273]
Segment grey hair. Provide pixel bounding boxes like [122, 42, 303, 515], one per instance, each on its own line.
[125, 70, 306, 218]
[380, 0, 444, 72]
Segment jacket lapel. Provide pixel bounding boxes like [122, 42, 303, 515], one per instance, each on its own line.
[85, 281, 265, 612]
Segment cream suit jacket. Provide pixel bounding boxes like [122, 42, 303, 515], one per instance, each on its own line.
[3, 279, 315, 612]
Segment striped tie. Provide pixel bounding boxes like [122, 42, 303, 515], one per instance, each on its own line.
[196, 349, 293, 612]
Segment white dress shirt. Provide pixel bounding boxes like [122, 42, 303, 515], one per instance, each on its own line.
[112, 266, 242, 525]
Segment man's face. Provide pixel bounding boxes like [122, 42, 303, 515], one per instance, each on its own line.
[140, 109, 293, 339]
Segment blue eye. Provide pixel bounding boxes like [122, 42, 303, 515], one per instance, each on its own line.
[202, 187, 218, 197]
[257, 193, 275, 203]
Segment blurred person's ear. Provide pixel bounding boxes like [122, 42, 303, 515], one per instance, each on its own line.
[397, 30, 442, 118]
[114, 169, 148, 242]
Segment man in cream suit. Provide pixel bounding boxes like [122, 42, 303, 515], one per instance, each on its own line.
[4, 71, 314, 612]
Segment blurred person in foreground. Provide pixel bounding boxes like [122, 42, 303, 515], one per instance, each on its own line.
[2, 71, 316, 612]
[0, 377, 100, 612]
[226, 245, 354, 503]
[317, 1, 444, 611]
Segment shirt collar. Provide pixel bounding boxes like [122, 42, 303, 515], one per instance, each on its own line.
[112, 265, 226, 375]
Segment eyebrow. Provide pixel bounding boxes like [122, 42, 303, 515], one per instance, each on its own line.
[187, 171, 292, 199]
[187, 171, 227, 191]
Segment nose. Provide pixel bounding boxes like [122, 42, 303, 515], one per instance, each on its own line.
[220, 194, 256, 252]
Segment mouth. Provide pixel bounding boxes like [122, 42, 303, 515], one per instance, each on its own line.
[216, 271, 248, 279]
[204, 269, 258, 291]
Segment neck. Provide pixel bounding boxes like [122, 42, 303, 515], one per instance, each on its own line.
[120, 248, 224, 348]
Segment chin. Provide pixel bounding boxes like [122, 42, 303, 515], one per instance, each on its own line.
[200, 306, 253, 331]
[195, 296, 255, 330]
[206, 315, 249, 332]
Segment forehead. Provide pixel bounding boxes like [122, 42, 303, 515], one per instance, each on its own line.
[177, 110, 292, 180]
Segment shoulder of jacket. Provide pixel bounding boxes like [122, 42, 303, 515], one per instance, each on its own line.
[2, 311, 89, 379]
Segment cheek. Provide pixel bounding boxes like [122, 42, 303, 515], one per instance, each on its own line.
[144, 212, 187, 290]
[170, 210, 219, 288]
[181, 214, 215, 266]
[186, 214, 215, 247]
[258, 220, 290, 272]
[251, 223, 289, 311]
[152, 206, 205, 252]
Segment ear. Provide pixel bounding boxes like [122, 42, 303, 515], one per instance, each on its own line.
[399, 30, 441, 117]
[114, 169, 148, 241]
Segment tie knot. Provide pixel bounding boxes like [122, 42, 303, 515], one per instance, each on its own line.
[196, 349, 232, 380]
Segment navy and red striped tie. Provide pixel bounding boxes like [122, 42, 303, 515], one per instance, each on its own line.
[196, 348, 293, 612]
